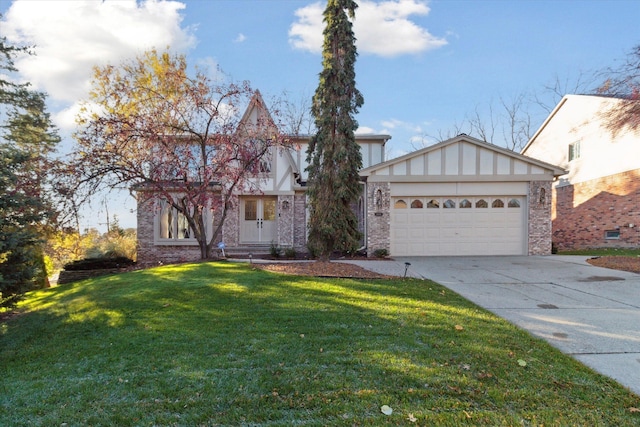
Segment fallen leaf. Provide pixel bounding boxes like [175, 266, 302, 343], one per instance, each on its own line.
[463, 410, 472, 419]
[455, 325, 464, 331]
[517, 359, 527, 367]
[300, 334, 305, 338]
[630, 407, 640, 413]
[380, 405, 393, 415]
[407, 413, 417, 422]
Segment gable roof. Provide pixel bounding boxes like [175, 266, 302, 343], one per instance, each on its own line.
[362, 134, 566, 182]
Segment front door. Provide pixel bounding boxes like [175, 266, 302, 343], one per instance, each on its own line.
[241, 197, 277, 243]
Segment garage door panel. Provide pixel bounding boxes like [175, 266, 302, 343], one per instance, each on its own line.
[391, 196, 525, 256]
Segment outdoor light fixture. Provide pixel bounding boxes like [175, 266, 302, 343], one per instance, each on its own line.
[282, 200, 290, 210]
[404, 262, 411, 279]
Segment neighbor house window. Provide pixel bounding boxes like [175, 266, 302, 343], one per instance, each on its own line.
[568, 141, 581, 161]
[605, 230, 620, 239]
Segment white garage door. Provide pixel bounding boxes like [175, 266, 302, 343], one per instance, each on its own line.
[391, 196, 526, 256]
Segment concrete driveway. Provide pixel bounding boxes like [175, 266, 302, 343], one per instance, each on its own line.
[343, 255, 640, 396]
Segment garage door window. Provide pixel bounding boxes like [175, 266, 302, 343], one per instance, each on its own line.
[476, 199, 488, 208]
[394, 199, 407, 209]
[492, 199, 504, 208]
[427, 199, 439, 208]
[508, 198, 521, 208]
[459, 199, 472, 208]
[411, 199, 424, 209]
[444, 199, 456, 208]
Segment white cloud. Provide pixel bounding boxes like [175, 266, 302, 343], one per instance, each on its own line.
[355, 126, 376, 134]
[2, 0, 196, 106]
[289, 2, 325, 53]
[289, 0, 447, 57]
[234, 33, 247, 43]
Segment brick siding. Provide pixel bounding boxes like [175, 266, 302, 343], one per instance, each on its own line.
[528, 181, 553, 255]
[552, 169, 640, 250]
[136, 195, 224, 265]
[292, 193, 308, 251]
[366, 182, 391, 257]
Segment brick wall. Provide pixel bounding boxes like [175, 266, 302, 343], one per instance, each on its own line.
[222, 195, 239, 247]
[136, 195, 225, 265]
[136, 197, 201, 265]
[366, 182, 391, 257]
[278, 195, 294, 247]
[293, 193, 308, 251]
[553, 169, 640, 250]
[528, 181, 553, 255]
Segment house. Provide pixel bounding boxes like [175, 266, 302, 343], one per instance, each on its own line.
[522, 94, 640, 251]
[136, 94, 565, 264]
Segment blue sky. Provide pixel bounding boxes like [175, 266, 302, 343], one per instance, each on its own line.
[1, 0, 638, 230]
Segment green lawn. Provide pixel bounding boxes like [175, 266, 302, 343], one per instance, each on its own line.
[1, 262, 639, 426]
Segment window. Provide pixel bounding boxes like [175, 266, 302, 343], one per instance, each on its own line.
[259, 157, 272, 173]
[476, 199, 488, 208]
[263, 199, 276, 221]
[443, 199, 455, 209]
[394, 199, 407, 209]
[244, 200, 257, 221]
[492, 199, 504, 208]
[508, 198, 521, 208]
[427, 199, 440, 208]
[159, 199, 194, 240]
[157, 198, 215, 244]
[605, 230, 620, 239]
[568, 141, 581, 161]
[411, 199, 423, 209]
[459, 199, 472, 208]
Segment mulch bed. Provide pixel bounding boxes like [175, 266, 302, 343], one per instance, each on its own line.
[251, 261, 394, 279]
[587, 256, 640, 274]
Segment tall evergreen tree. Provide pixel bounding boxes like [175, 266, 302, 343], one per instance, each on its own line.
[0, 37, 60, 307]
[305, 0, 364, 260]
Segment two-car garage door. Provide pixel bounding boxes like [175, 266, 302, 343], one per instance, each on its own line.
[391, 196, 526, 256]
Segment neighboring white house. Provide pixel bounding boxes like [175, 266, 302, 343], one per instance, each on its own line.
[136, 93, 566, 264]
[522, 94, 640, 250]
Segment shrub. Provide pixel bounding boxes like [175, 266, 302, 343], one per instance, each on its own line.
[269, 242, 282, 258]
[373, 248, 389, 258]
[63, 256, 135, 271]
[284, 247, 297, 259]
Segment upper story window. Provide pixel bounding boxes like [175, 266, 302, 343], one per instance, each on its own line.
[259, 157, 272, 174]
[568, 141, 581, 162]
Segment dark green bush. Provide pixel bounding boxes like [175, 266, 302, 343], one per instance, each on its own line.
[373, 248, 389, 258]
[63, 256, 135, 271]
